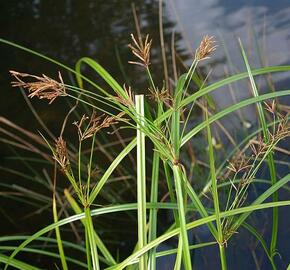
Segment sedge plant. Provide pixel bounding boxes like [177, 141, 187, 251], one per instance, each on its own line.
[1, 28, 290, 270]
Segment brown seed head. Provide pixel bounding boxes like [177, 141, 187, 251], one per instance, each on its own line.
[227, 154, 251, 174]
[128, 34, 152, 68]
[114, 84, 135, 107]
[148, 87, 172, 107]
[10, 70, 67, 104]
[275, 113, 290, 140]
[73, 111, 126, 141]
[54, 137, 69, 170]
[195, 35, 217, 61]
[249, 136, 268, 156]
[264, 100, 276, 114]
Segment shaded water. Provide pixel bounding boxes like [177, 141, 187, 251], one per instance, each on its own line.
[1, 0, 290, 269]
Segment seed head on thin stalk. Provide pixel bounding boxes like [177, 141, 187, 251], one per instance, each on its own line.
[128, 33, 152, 68]
[73, 111, 126, 141]
[10, 70, 67, 104]
[195, 35, 217, 61]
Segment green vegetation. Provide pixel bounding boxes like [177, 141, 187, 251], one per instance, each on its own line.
[1, 21, 290, 270]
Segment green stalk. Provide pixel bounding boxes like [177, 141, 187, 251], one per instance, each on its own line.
[162, 162, 182, 270]
[206, 109, 227, 270]
[78, 141, 83, 192]
[174, 238, 183, 270]
[219, 245, 227, 270]
[147, 152, 160, 270]
[172, 165, 192, 270]
[85, 228, 93, 270]
[170, 74, 191, 269]
[148, 101, 162, 270]
[239, 39, 278, 257]
[64, 190, 116, 266]
[146, 68, 156, 90]
[135, 95, 147, 270]
[87, 133, 96, 200]
[171, 75, 186, 157]
[5, 180, 290, 270]
[52, 193, 68, 270]
[158, 0, 169, 90]
[184, 60, 198, 97]
[163, 162, 179, 224]
[84, 208, 100, 270]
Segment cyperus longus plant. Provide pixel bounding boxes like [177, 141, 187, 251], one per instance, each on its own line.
[2, 27, 290, 270]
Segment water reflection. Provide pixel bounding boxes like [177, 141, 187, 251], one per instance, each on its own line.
[166, 0, 290, 142]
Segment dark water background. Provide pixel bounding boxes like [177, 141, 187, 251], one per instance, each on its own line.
[1, 0, 290, 269]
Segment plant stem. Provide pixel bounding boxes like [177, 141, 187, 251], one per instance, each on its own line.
[206, 109, 227, 270]
[84, 207, 100, 270]
[135, 95, 147, 270]
[53, 193, 68, 270]
[148, 152, 160, 270]
[219, 245, 227, 270]
[64, 189, 116, 266]
[173, 165, 192, 270]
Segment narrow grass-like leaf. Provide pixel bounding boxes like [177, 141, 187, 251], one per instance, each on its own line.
[233, 173, 290, 230]
[4, 188, 290, 270]
[242, 223, 276, 270]
[52, 191, 68, 270]
[0, 254, 40, 270]
[184, 179, 218, 237]
[181, 89, 290, 146]
[0, 246, 87, 268]
[155, 65, 290, 124]
[173, 238, 183, 270]
[171, 75, 186, 158]
[105, 199, 290, 270]
[76, 57, 127, 99]
[239, 39, 278, 256]
[88, 138, 136, 204]
[128, 242, 216, 265]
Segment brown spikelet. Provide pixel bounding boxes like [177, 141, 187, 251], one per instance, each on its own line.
[114, 84, 135, 107]
[73, 111, 126, 141]
[249, 136, 268, 156]
[275, 113, 290, 140]
[227, 155, 251, 174]
[264, 100, 276, 114]
[54, 137, 69, 170]
[10, 70, 67, 104]
[128, 34, 152, 68]
[195, 35, 217, 61]
[148, 87, 172, 107]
